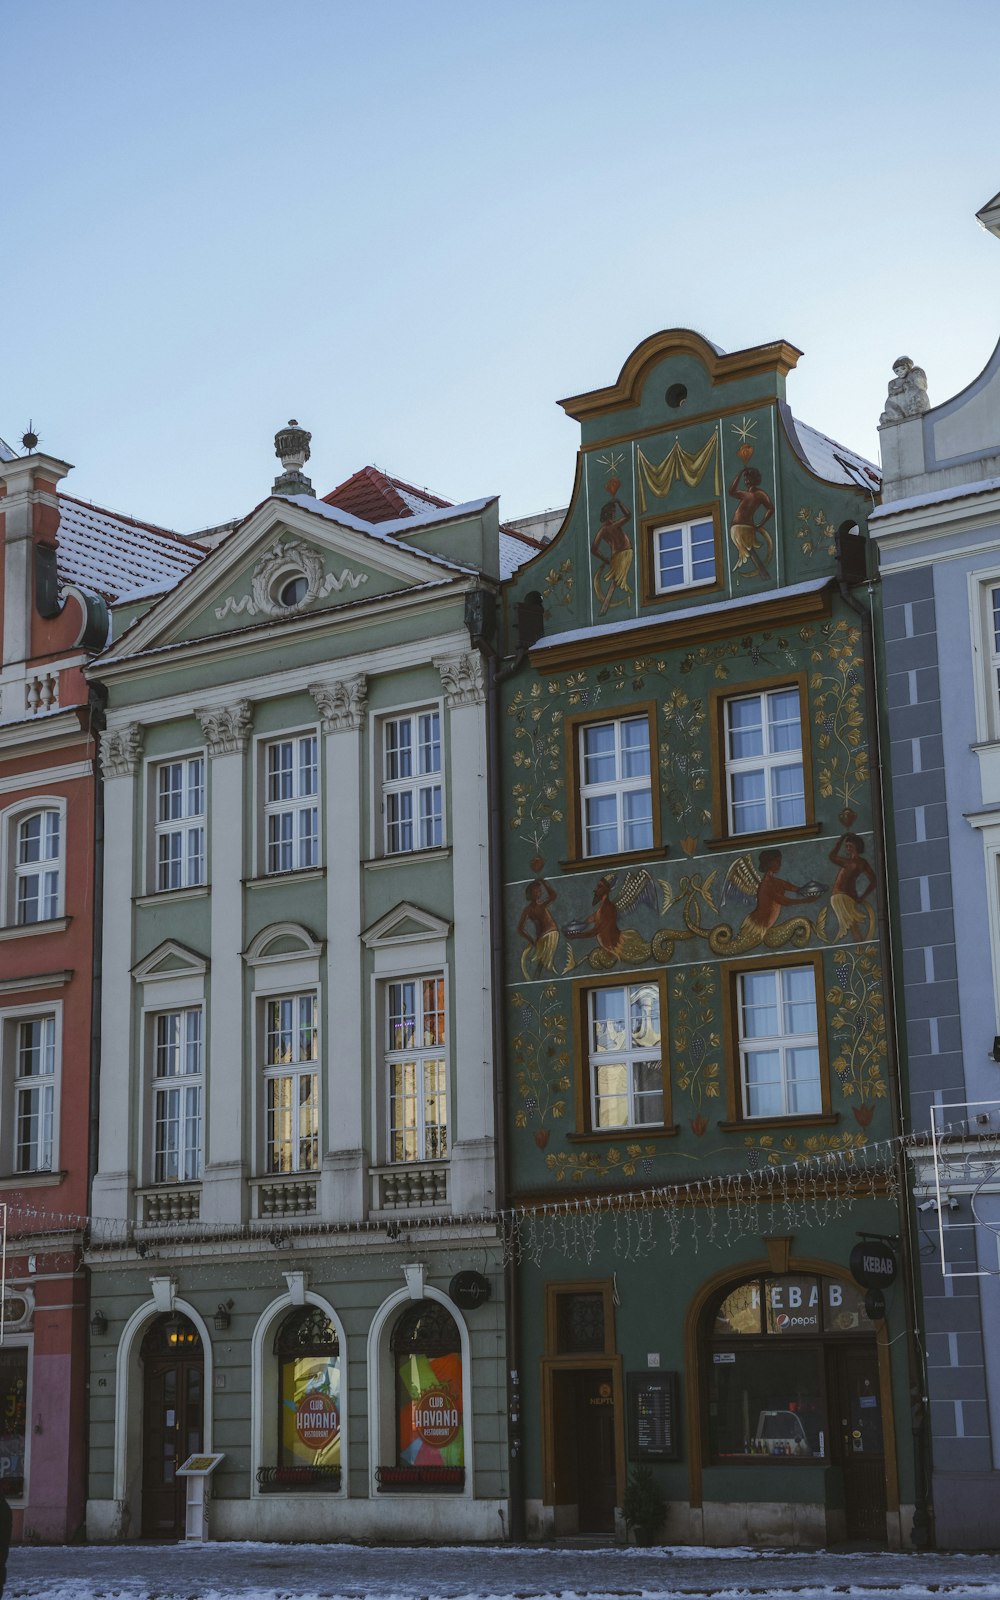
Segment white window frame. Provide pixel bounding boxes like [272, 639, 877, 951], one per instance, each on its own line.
[380, 706, 444, 857]
[261, 991, 320, 1175]
[383, 974, 448, 1165]
[652, 514, 717, 594]
[969, 569, 1000, 746]
[149, 1006, 204, 1185]
[0, 1001, 62, 1177]
[586, 981, 664, 1131]
[261, 729, 320, 876]
[737, 964, 822, 1120]
[578, 713, 654, 859]
[724, 686, 806, 837]
[3, 798, 65, 928]
[151, 754, 206, 893]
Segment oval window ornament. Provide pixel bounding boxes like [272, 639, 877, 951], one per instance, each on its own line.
[278, 573, 309, 608]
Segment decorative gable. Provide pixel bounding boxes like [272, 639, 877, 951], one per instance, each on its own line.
[212, 535, 371, 623]
[131, 940, 209, 983]
[362, 902, 452, 949]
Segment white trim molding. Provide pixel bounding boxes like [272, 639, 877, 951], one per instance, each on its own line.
[249, 1286, 348, 1501]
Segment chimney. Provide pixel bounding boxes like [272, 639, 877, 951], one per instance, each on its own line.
[272, 419, 314, 498]
[0, 443, 72, 668]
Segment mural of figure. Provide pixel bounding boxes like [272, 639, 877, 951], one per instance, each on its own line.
[727, 847, 820, 937]
[563, 869, 657, 964]
[728, 467, 774, 579]
[517, 877, 559, 977]
[691, 848, 823, 954]
[591, 488, 633, 615]
[827, 832, 876, 939]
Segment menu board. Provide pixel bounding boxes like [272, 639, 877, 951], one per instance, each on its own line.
[627, 1371, 679, 1461]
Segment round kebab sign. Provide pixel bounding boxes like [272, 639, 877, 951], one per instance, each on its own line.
[295, 1392, 339, 1450]
[412, 1387, 461, 1448]
[849, 1240, 898, 1289]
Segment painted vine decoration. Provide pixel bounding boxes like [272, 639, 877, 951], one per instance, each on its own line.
[809, 621, 869, 811]
[546, 1141, 657, 1183]
[828, 947, 888, 1127]
[796, 506, 838, 560]
[670, 965, 721, 1135]
[511, 985, 570, 1147]
[540, 558, 574, 617]
[743, 1128, 870, 1167]
[658, 684, 710, 852]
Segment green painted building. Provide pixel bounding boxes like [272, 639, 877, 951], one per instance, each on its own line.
[83, 441, 536, 1541]
[498, 330, 922, 1546]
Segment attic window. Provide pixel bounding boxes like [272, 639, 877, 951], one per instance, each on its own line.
[666, 383, 688, 409]
[276, 574, 309, 609]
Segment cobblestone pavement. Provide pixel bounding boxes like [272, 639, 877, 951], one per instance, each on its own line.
[6, 1541, 1000, 1600]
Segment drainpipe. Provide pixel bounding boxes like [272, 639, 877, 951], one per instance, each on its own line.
[836, 541, 934, 1549]
[85, 678, 107, 1537]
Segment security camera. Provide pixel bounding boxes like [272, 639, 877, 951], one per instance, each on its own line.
[917, 1199, 937, 1212]
[947, 1196, 961, 1212]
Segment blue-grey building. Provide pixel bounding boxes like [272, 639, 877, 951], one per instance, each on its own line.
[872, 189, 1000, 1549]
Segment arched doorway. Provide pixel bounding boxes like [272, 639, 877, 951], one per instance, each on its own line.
[703, 1271, 888, 1540]
[140, 1312, 204, 1537]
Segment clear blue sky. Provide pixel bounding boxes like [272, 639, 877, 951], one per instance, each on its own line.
[3, 0, 1000, 532]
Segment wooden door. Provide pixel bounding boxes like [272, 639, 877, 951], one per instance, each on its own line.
[574, 1370, 618, 1534]
[828, 1343, 886, 1541]
[141, 1354, 204, 1537]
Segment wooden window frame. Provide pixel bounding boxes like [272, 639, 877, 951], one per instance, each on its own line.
[639, 503, 723, 606]
[569, 971, 677, 1141]
[562, 700, 665, 871]
[719, 950, 835, 1129]
[707, 672, 819, 851]
[544, 1279, 617, 1358]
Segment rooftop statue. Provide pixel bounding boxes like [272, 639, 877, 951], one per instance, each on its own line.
[879, 356, 930, 425]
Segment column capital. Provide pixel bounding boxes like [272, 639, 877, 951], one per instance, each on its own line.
[434, 651, 485, 709]
[308, 674, 367, 733]
[101, 721, 143, 778]
[196, 699, 253, 755]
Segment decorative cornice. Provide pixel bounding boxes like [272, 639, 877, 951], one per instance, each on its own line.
[214, 536, 367, 621]
[434, 651, 485, 709]
[101, 722, 143, 778]
[196, 699, 253, 755]
[558, 328, 803, 421]
[308, 674, 367, 733]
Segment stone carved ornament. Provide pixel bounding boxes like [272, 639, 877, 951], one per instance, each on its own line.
[214, 537, 368, 620]
[196, 699, 254, 755]
[101, 722, 144, 778]
[435, 651, 486, 708]
[879, 356, 930, 425]
[308, 675, 368, 733]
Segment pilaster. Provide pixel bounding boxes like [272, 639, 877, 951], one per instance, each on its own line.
[197, 699, 253, 1222]
[309, 675, 367, 1221]
[433, 651, 495, 1213]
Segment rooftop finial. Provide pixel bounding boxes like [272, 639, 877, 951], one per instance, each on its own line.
[272, 418, 314, 497]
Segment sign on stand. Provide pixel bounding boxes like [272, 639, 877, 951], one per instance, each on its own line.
[176, 1453, 224, 1541]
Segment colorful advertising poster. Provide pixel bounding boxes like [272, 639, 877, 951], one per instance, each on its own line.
[396, 1351, 464, 1468]
[0, 1347, 26, 1496]
[280, 1355, 340, 1468]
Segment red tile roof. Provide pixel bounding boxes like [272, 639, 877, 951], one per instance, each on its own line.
[322, 466, 451, 524]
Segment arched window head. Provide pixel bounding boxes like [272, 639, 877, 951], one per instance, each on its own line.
[274, 1305, 338, 1357]
[390, 1299, 459, 1358]
[270, 1304, 341, 1486]
[140, 1312, 202, 1357]
[388, 1299, 464, 1487]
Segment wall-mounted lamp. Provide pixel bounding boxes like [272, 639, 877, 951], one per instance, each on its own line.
[90, 1310, 108, 1336]
[214, 1299, 234, 1332]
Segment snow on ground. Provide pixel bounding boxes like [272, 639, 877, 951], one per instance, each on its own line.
[6, 1543, 1000, 1600]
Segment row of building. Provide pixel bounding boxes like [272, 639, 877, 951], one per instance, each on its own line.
[3, 196, 1000, 1551]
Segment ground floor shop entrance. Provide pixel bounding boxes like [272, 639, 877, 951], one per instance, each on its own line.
[140, 1314, 204, 1538]
[827, 1342, 886, 1539]
[541, 1282, 624, 1535]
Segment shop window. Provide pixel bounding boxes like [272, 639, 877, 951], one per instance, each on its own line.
[706, 1273, 877, 1463]
[0, 1344, 27, 1499]
[259, 1306, 341, 1492]
[378, 1300, 464, 1491]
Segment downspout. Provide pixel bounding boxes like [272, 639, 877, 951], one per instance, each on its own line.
[836, 552, 934, 1549]
[85, 678, 107, 1538]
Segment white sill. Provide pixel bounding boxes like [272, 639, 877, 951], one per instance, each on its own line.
[135, 885, 210, 907]
[244, 867, 326, 888]
[363, 847, 452, 870]
[0, 1169, 68, 1189]
[0, 916, 70, 941]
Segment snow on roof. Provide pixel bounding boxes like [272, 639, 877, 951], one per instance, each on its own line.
[869, 473, 1000, 521]
[500, 529, 540, 579]
[534, 577, 832, 653]
[0, 436, 16, 463]
[791, 417, 882, 493]
[282, 494, 485, 576]
[55, 495, 202, 604]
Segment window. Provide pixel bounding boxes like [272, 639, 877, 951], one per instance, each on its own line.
[14, 1017, 56, 1173]
[152, 1009, 203, 1183]
[706, 1273, 879, 1463]
[385, 977, 447, 1163]
[154, 757, 205, 891]
[652, 514, 716, 593]
[264, 735, 319, 874]
[14, 809, 60, 924]
[382, 711, 443, 855]
[586, 982, 664, 1129]
[386, 1300, 463, 1488]
[737, 966, 821, 1119]
[724, 686, 805, 836]
[578, 715, 653, 858]
[263, 994, 318, 1173]
[270, 1307, 341, 1490]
